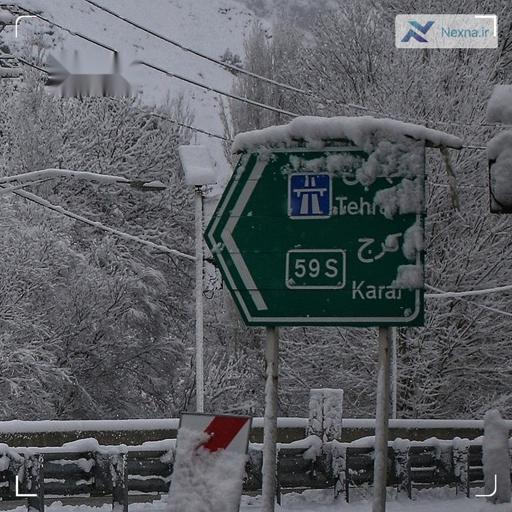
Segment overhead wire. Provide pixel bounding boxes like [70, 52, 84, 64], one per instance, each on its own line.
[426, 283, 512, 299]
[134, 60, 300, 118]
[78, 0, 512, 135]
[0, 5, 504, 153]
[3, 183, 195, 261]
[130, 104, 231, 141]
[0, 52, 48, 74]
[81, 0, 313, 98]
[2, 5, 258, 139]
[0, 56, 228, 141]
[17, 4, 117, 53]
[425, 284, 512, 318]
[4, 3, 504, 147]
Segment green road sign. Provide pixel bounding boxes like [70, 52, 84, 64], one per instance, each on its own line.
[205, 144, 425, 326]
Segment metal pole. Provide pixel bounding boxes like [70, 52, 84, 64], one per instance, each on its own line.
[372, 326, 392, 512]
[262, 326, 279, 512]
[195, 186, 204, 413]
[391, 327, 397, 419]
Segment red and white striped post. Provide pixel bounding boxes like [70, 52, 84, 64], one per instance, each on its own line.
[169, 413, 252, 512]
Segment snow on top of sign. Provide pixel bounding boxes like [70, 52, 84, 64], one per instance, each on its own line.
[374, 178, 423, 219]
[486, 85, 512, 125]
[402, 223, 424, 261]
[488, 130, 512, 210]
[392, 264, 423, 289]
[232, 116, 463, 153]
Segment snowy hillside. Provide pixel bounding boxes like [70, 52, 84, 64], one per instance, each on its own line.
[7, 0, 263, 177]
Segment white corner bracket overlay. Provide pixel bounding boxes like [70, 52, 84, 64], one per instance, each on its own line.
[475, 474, 498, 498]
[474, 15, 498, 37]
[15, 15, 36, 38]
[15, 475, 37, 498]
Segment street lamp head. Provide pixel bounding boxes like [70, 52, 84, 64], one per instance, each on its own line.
[129, 180, 167, 191]
[178, 145, 217, 187]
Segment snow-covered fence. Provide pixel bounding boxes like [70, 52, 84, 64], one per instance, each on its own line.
[0, 440, 175, 512]
[452, 437, 470, 494]
[0, 435, 504, 509]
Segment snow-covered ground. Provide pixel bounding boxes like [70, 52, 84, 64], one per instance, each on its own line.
[1, 490, 508, 512]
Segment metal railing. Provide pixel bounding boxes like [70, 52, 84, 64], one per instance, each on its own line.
[0, 435, 492, 511]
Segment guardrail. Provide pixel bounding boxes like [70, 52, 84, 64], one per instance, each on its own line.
[0, 390, 496, 510]
[0, 389, 491, 447]
[0, 435, 491, 511]
[0, 417, 489, 446]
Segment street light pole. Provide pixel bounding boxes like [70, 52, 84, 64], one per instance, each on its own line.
[195, 185, 204, 413]
[178, 145, 217, 413]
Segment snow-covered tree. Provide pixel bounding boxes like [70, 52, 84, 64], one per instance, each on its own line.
[0, 48, 198, 418]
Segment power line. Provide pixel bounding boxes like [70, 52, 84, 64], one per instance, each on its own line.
[80, 0, 509, 132]
[17, 5, 117, 53]
[10, 66, 228, 141]
[80, 0, 436, 120]
[426, 284, 512, 319]
[79, 0, 397, 119]
[0, 53, 47, 74]
[0, 57, 228, 141]
[139, 107, 231, 142]
[20, 3, 302, 119]
[4, 184, 195, 261]
[14, 4, 505, 137]
[14, 3, 512, 135]
[425, 283, 512, 299]
[81, 0, 313, 98]
[463, 145, 487, 151]
[0, 60, 490, 148]
[16, 56, 48, 74]
[135, 60, 299, 118]
[108, 97, 231, 141]
[7, 5, 507, 148]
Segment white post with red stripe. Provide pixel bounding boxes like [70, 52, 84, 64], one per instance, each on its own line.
[262, 326, 279, 512]
[169, 413, 252, 512]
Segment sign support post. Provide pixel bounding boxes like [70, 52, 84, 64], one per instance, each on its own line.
[391, 327, 398, 419]
[195, 186, 205, 413]
[372, 326, 392, 512]
[262, 326, 279, 512]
